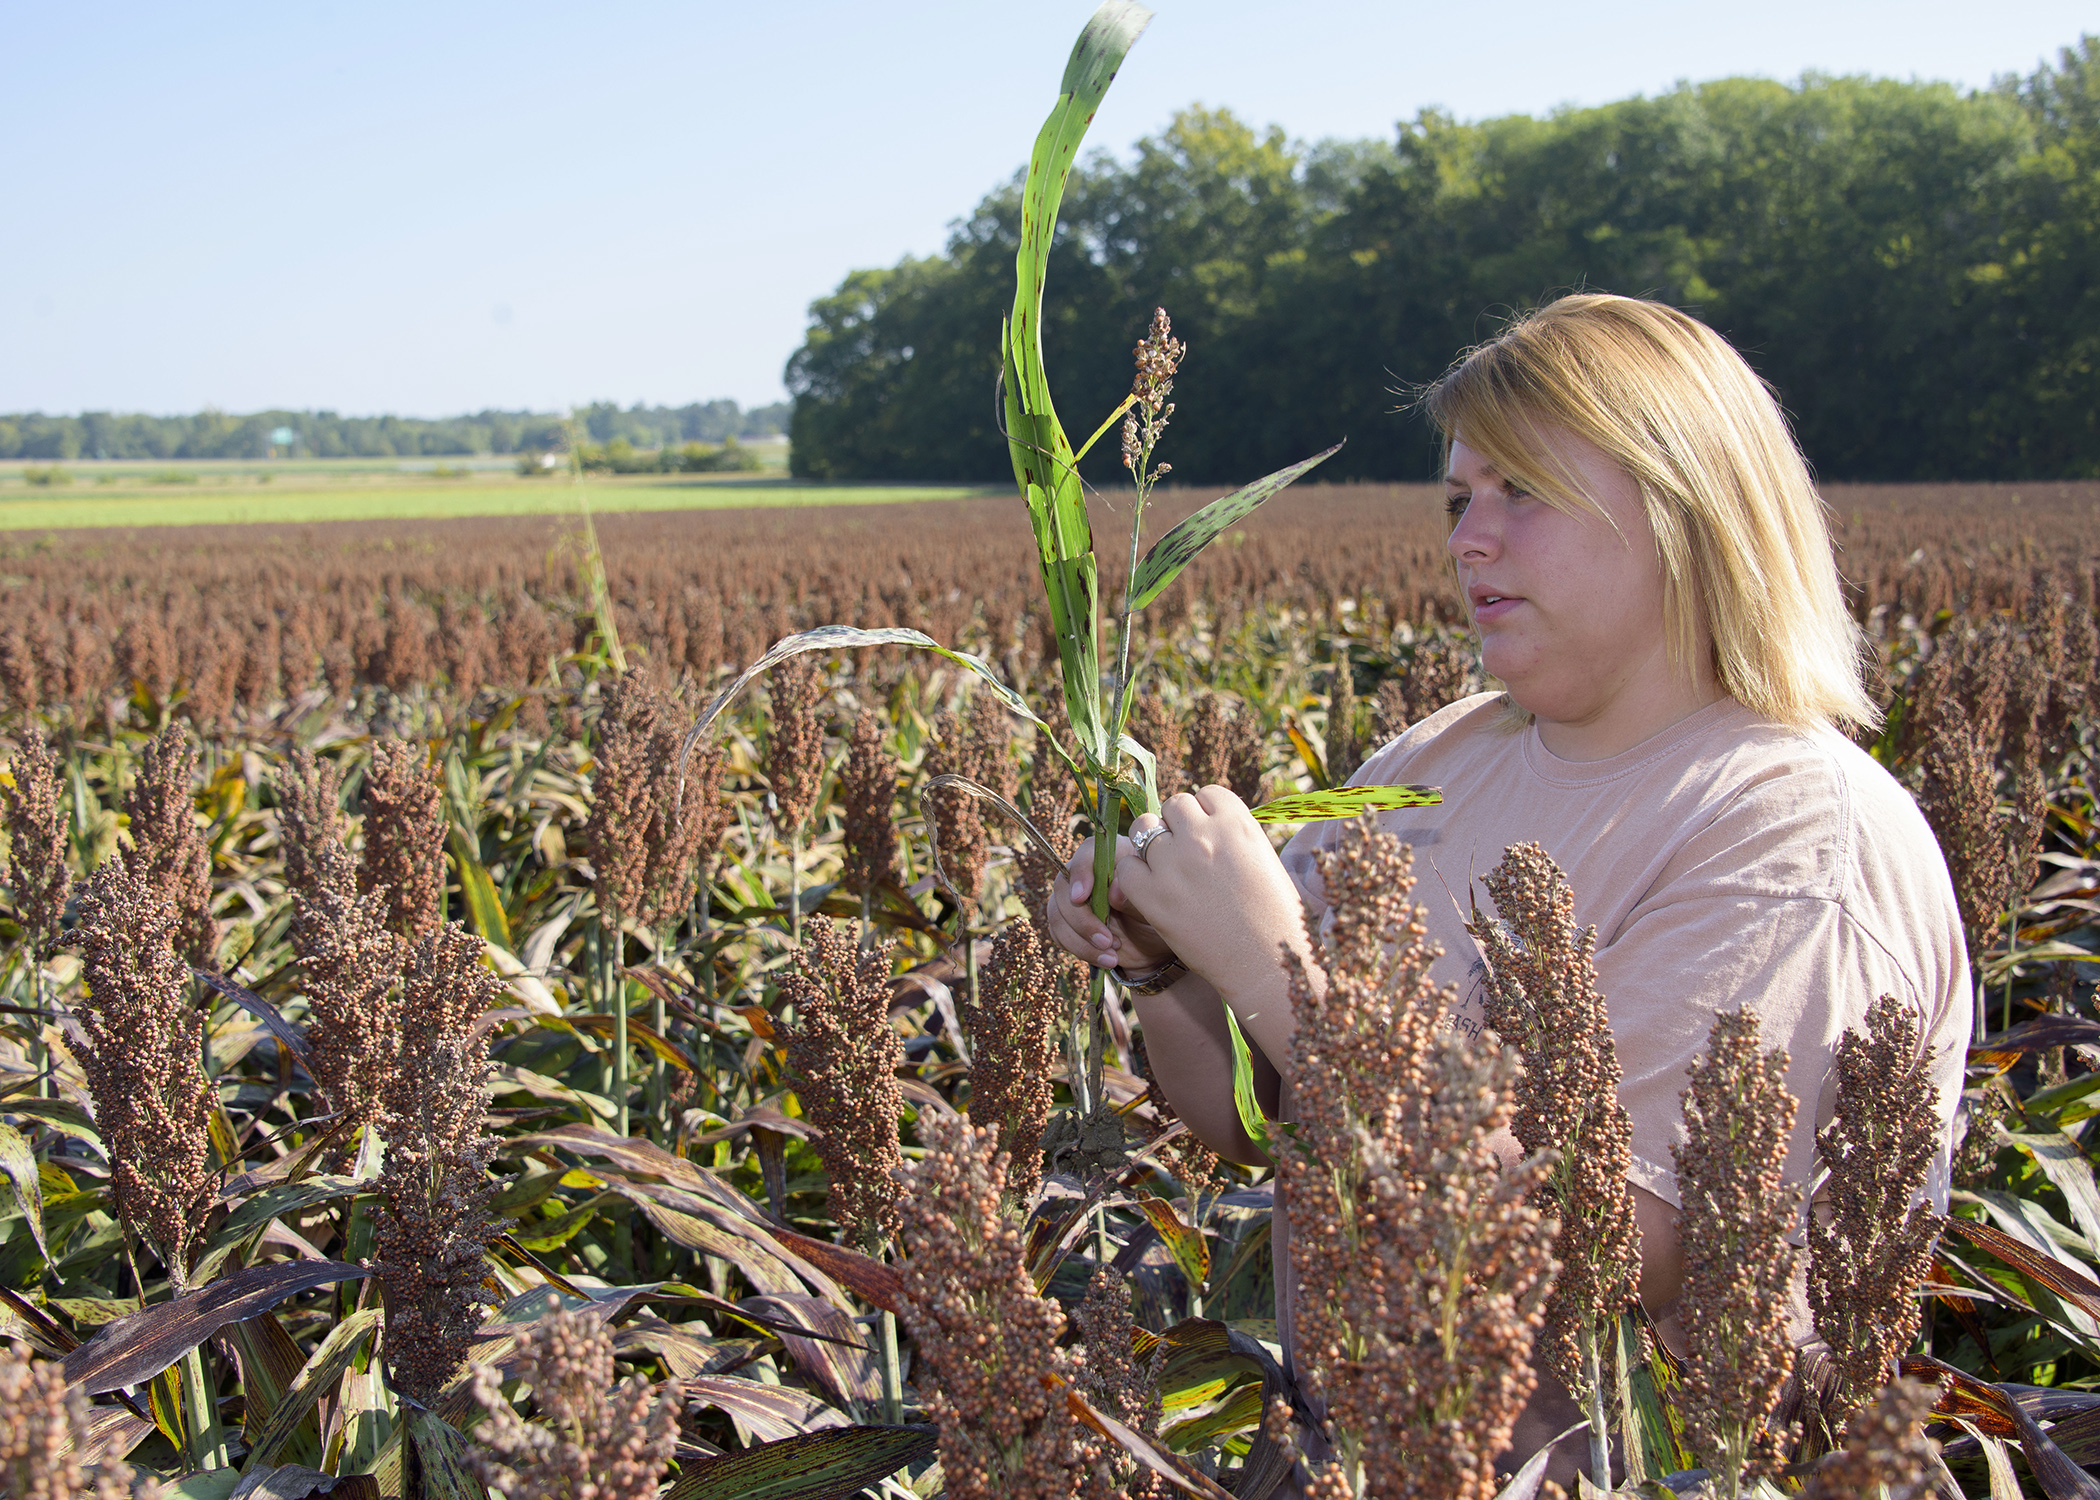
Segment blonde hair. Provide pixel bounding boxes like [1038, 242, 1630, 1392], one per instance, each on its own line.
[1423, 293, 1877, 731]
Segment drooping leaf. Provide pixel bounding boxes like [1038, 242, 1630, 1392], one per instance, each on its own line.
[684, 1373, 849, 1444]
[770, 1226, 904, 1316]
[615, 1190, 806, 1299]
[1942, 1214, 2100, 1323]
[1248, 784, 1444, 825]
[744, 1294, 880, 1410]
[1128, 443, 1343, 610]
[677, 625, 1066, 815]
[1905, 1354, 2100, 1498]
[566, 1012, 696, 1072]
[0, 1121, 50, 1268]
[228, 1465, 378, 1500]
[64, 1260, 371, 1395]
[664, 1424, 937, 1500]
[159, 1471, 241, 1500]
[2007, 1131, 2100, 1253]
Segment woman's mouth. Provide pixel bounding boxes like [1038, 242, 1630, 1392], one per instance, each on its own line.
[1471, 590, 1521, 623]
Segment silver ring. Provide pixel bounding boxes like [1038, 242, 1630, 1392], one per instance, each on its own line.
[1130, 824, 1169, 859]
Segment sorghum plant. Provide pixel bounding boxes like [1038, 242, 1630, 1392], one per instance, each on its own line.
[893, 1110, 1096, 1500]
[120, 723, 216, 969]
[0, 731, 70, 957]
[839, 708, 899, 905]
[1184, 694, 1266, 805]
[357, 736, 447, 938]
[0, 1345, 139, 1500]
[962, 917, 1065, 1204]
[584, 670, 725, 1131]
[1072, 1269, 1163, 1500]
[372, 921, 502, 1404]
[925, 706, 994, 905]
[765, 654, 826, 837]
[1468, 841, 1641, 1486]
[1800, 1377, 1942, 1500]
[776, 916, 905, 1244]
[1674, 1007, 1800, 1496]
[71, 858, 213, 1292]
[282, 753, 404, 1151]
[586, 670, 721, 933]
[468, 1307, 681, 1500]
[1280, 816, 1556, 1500]
[1808, 994, 1943, 1426]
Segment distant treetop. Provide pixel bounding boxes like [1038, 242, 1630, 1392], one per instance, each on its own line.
[0, 399, 790, 463]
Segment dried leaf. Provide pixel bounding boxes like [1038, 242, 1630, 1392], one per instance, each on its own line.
[743, 1294, 880, 1410]
[64, 1260, 370, 1395]
[684, 1373, 850, 1444]
[1941, 1215, 2100, 1323]
[770, 1226, 904, 1315]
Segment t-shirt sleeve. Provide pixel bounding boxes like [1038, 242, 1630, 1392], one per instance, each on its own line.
[1600, 889, 1966, 1222]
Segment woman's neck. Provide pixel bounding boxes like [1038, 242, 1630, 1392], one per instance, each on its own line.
[1530, 667, 1729, 763]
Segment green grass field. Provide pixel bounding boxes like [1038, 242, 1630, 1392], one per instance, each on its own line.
[0, 454, 998, 530]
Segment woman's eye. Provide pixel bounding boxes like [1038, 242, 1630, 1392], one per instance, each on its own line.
[1505, 482, 1532, 501]
[1444, 493, 1470, 519]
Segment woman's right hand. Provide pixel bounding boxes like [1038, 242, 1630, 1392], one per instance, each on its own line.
[1045, 835, 1174, 974]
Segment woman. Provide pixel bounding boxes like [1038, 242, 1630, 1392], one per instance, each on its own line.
[1047, 292, 1972, 1472]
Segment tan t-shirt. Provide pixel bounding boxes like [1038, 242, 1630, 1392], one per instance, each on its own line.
[1280, 692, 1972, 1209]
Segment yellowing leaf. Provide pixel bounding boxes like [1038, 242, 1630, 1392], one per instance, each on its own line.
[1249, 784, 1443, 824]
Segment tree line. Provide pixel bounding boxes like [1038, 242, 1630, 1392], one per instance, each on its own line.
[787, 38, 2100, 484]
[0, 399, 790, 463]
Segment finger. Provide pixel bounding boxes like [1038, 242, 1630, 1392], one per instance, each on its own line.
[1193, 783, 1248, 816]
[1161, 789, 1210, 831]
[1065, 836, 1096, 903]
[1130, 812, 1164, 836]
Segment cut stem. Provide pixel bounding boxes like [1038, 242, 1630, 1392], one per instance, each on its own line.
[880, 1308, 904, 1425]
[1582, 1321, 1612, 1492]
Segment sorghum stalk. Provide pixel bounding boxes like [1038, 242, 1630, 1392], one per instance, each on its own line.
[1467, 843, 1641, 1490]
[1808, 994, 1942, 1426]
[892, 1110, 1097, 1499]
[373, 921, 502, 1404]
[468, 1306, 680, 1498]
[1674, 1007, 1800, 1498]
[1282, 816, 1556, 1499]
[776, 916, 905, 1245]
[71, 857, 212, 1294]
[1, 731, 71, 1101]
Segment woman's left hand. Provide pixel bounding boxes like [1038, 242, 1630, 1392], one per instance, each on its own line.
[1114, 785, 1313, 1024]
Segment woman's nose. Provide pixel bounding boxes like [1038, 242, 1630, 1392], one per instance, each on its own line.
[1446, 499, 1497, 563]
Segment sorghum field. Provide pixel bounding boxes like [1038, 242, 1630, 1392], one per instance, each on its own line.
[1, 477, 2097, 1499]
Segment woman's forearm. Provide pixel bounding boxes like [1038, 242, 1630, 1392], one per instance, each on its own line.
[1131, 970, 1283, 1166]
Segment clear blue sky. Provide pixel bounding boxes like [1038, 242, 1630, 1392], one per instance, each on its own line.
[5, 2, 2090, 419]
